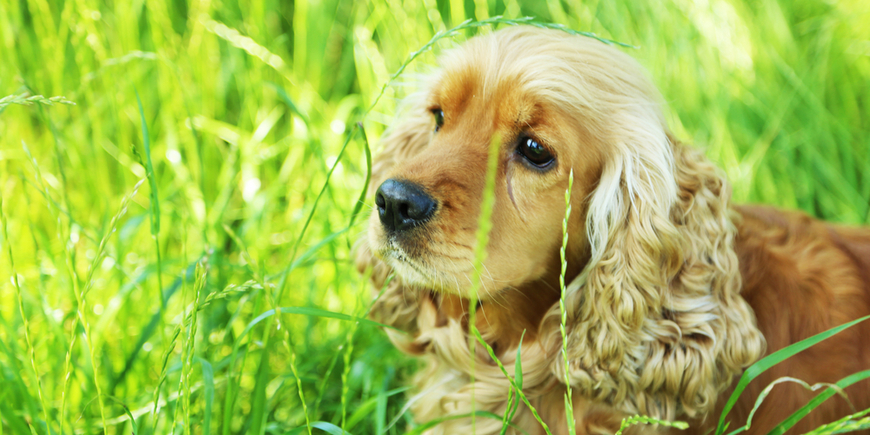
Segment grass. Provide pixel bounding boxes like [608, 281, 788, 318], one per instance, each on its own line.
[0, 0, 869, 434]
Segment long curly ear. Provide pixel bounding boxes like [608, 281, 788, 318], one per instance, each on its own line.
[550, 108, 766, 418]
[354, 97, 434, 349]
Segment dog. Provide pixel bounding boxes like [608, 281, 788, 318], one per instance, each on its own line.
[356, 26, 870, 435]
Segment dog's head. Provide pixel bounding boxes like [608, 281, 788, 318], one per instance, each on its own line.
[366, 26, 659, 299]
[359, 26, 764, 420]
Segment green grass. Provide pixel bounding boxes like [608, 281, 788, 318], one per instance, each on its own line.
[0, 0, 868, 434]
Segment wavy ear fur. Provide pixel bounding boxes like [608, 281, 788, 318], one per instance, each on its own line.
[354, 98, 434, 351]
[549, 118, 766, 417]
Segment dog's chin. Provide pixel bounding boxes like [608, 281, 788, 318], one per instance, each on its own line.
[378, 246, 431, 286]
[373, 239, 488, 298]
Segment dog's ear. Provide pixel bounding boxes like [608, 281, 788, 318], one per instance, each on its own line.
[355, 99, 435, 350]
[549, 110, 765, 418]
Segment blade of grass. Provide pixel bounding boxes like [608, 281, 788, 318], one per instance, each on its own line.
[116, 261, 199, 389]
[272, 227, 349, 279]
[339, 268, 371, 429]
[249, 337, 271, 435]
[1, 186, 53, 435]
[34, 101, 73, 220]
[276, 124, 359, 296]
[222, 223, 310, 435]
[764, 370, 870, 435]
[347, 123, 372, 233]
[196, 357, 215, 435]
[715, 314, 870, 435]
[613, 416, 688, 435]
[176, 260, 208, 435]
[63, 179, 145, 435]
[729, 376, 847, 435]
[347, 386, 410, 433]
[183, 252, 206, 434]
[471, 328, 552, 435]
[0, 93, 76, 109]
[245, 307, 409, 335]
[499, 331, 525, 435]
[267, 82, 311, 127]
[804, 408, 870, 435]
[222, 303, 407, 434]
[0, 400, 30, 434]
[465, 133, 502, 433]
[170, 233, 192, 435]
[404, 412, 521, 435]
[374, 369, 391, 434]
[283, 421, 353, 435]
[312, 343, 342, 418]
[103, 397, 138, 435]
[134, 89, 164, 311]
[559, 169, 575, 435]
[148, 260, 206, 433]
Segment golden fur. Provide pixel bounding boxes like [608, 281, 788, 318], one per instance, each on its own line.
[356, 27, 870, 435]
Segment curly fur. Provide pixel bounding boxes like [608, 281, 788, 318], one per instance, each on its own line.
[543, 140, 766, 419]
[356, 26, 870, 435]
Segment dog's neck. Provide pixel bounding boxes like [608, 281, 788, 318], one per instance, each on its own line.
[432, 278, 562, 355]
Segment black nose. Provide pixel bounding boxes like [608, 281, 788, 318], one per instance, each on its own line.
[375, 179, 437, 233]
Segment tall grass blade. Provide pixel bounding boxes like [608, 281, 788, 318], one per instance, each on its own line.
[804, 408, 870, 435]
[347, 123, 372, 231]
[404, 412, 517, 435]
[559, 169, 575, 435]
[196, 357, 215, 435]
[716, 315, 870, 435]
[249, 340, 271, 435]
[103, 397, 138, 435]
[284, 421, 353, 435]
[765, 371, 870, 435]
[182, 261, 208, 434]
[499, 331, 525, 435]
[134, 89, 164, 310]
[613, 416, 688, 435]
[471, 328, 552, 435]
[0, 93, 76, 109]
[1, 188, 52, 434]
[466, 133, 502, 434]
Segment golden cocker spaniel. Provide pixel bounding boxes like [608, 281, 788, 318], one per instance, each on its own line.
[356, 26, 870, 435]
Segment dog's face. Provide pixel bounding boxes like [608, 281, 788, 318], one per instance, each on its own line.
[366, 31, 609, 300]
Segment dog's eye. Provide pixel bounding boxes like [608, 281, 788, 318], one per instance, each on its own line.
[517, 136, 554, 168]
[432, 109, 445, 132]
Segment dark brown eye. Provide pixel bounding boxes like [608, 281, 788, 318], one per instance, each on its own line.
[517, 136, 554, 168]
[432, 109, 444, 132]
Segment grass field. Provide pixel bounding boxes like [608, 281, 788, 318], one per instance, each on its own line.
[1, 0, 869, 434]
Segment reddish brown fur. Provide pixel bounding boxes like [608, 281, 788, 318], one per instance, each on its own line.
[688, 205, 870, 435]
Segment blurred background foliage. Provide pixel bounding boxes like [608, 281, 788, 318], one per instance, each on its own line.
[0, 0, 868, 434]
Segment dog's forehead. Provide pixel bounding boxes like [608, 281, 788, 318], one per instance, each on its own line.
[432, 64, 550, 131]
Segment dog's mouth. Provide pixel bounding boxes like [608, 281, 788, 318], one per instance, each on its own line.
[374, 236, 477, 294]
[376, 241, 437, 286]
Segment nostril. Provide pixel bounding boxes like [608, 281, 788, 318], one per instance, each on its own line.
[398, 203, 410, 220]
[404, 198, 432, 221]
[375, 192, 386, 210]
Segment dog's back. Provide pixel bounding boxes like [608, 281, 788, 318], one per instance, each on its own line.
[693, 205, 870, 435]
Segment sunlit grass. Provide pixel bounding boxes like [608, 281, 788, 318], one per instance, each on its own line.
[1, 0, 868, 434]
